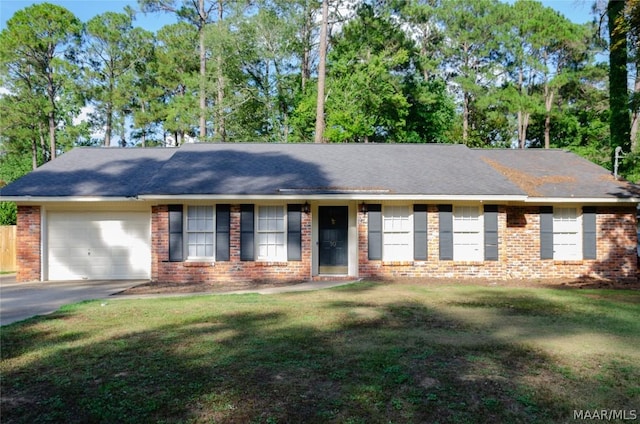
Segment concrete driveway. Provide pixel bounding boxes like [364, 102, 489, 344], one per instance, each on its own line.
[0, 274, 143, 326]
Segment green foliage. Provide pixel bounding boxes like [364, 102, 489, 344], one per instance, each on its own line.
[0, 202, 17, 226]
[0, 0, 636, 183]
[0, 2, 83, 166]
[608, 0, 632, 161]
[322, 4, 455, 143]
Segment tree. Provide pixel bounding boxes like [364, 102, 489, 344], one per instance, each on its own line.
[322, 3, 453, 143]
[400, 0, 445, 81]
[0, 3, 82, 161]
[127, 30, 163, 147]
[140, 0, 212, 139]
[436, 0, 504, 144]
[140, 0, 248, 141]
[85, 11, 155, 146]
[608, 0, 631, 163]
[314, 0, 329, 143]
[529, 7, 592, 149]
[155, 22, 200, 145]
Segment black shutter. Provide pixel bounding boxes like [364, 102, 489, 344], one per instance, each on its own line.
[240, 204, 254, 261]
[414, 205, 428, 260]
[439, 205, 453, 260]
[583, 206, 597, 259]
[287, 204, 302, 261]
[216, 204, 230, 261]
[368, 204, 382, 260]
[168, 204, 183, 262]
[484, 205, 499, 261]
[540, 206, 554, 259]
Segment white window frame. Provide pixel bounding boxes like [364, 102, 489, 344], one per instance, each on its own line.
[553, 207, 582, 260]
[453, 205, 484, 261]
[256, 205, 287, 261]
[382, 205, 413, 261]
[186, 205, 215, 260]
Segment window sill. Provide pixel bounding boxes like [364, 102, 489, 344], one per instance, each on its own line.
[255, 261, 289, 267]
[553, 260, 585, 265]
[382, 261, 414, 266]
[452, 261, 485, 266]
[183, 260, 215, 267]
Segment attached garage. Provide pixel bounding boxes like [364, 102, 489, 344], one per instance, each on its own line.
[47, 211, 151, 280]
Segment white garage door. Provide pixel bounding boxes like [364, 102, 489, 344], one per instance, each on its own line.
[48, 212, 151, 280]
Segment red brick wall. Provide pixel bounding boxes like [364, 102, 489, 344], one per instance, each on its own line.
[14, 203, 638, 283]
[16, 206, 41, 282]
[358, 206, 638, 281]
[358, 205, 506, 279]
[152, 204, 312, 284]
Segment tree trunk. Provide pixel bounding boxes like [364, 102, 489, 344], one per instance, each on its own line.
[521, 112, 529, 149]
[140, 102, 147, 148]
[47, 79, 56, 160]
[38, 121, 47, 164]
[630, 68, 640, 152]
[215, 0, 227, 141]
[544, 85, 554, 149]
[462, 92, 469, 143]
[314, 0, 328, 144]
[300, 7, 313, 91]
[31, 135, 38, 170]
[517, 110, 530, 149]
[608, 0, 631, 162]
[517, 67, 527, 149]
[105, 101, 112, 147]
[198, 0, 207, 140]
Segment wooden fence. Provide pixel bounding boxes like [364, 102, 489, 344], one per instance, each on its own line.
[1, 225, 17, 272]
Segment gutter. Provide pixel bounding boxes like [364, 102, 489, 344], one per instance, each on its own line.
[0, 196, 144, 202]
[136, 194, 529, 202]
[523, 197, 640, 204]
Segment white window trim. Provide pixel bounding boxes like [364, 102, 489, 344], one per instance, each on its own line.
[453, 205, 484, 261]
[553, 207, 582, 260]
[382, 205, 413, 261]
[256, 205, 288, 262]
[185, 205, 216, 261]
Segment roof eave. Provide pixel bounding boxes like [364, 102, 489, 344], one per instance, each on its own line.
[523, 196, 640, 204]
[137, 193, 528, 202]
[0, 196, 142, 203]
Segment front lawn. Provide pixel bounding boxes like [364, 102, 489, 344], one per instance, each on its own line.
[1, 281, 639, 423]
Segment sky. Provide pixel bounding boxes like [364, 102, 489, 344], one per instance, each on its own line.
[1, 0, 597, 32]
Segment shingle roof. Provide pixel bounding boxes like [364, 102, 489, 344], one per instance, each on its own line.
[476, 149, 638, 199]
[0, 148, 175, 197]
[141, 143, 524, 196]
[0, 143, 637, 200]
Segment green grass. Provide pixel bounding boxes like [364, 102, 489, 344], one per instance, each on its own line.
[1, 281, 639, 423]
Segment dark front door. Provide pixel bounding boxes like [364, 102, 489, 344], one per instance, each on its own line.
[319, 206, 349, 274]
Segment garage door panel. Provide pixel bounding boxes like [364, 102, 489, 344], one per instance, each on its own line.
[48, 212, 150, 280]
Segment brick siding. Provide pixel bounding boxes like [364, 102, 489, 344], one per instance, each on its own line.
[358, 205, 638, 281]
[16, 205, 41, 282]
[13, 203, 638, 283]
[152, 204, 312, 284]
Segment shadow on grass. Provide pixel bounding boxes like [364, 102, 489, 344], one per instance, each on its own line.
[1, 285, 639, 423]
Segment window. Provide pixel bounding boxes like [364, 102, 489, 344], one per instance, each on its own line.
[257, 205, 286, 261]
[383, 205, 412, 261]
[187, 206, 214, 258]
[553, 207, 581, 260]
[453, 206, 483, 261]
